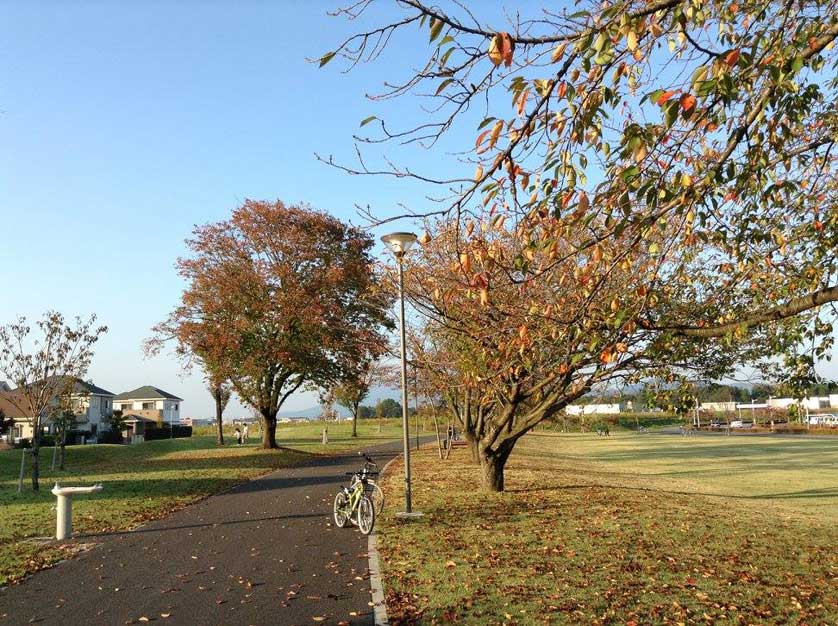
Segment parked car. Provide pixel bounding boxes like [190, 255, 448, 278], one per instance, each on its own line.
[730, 420, 744, 428]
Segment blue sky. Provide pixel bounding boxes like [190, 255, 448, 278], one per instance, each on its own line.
[1, 2, 835, 418]
[0, 0, 439, 417]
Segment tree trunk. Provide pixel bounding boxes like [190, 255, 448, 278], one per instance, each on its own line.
[480, 451, 506, 492]
[59, 427, 67, 470]
[215, 395, 225, 446]
[31, 432, 40, 491]
[261, 411, 278, 449]
[430, 404, 443, 460]
[479, 441, 515, 492]
[465, 432, 480, 464]
[351, 403, 358, 437]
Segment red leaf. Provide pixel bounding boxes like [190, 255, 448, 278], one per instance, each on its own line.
[679, 93, 696, 113]
[723, 49, 740, 67]
[656, 90, 677, 105]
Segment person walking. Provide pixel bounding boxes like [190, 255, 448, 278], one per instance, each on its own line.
[242, 423, 249, 444]
[234, 427, 242, 446]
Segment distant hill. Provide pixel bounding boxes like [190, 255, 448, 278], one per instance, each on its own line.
[278, 387, 402, 419]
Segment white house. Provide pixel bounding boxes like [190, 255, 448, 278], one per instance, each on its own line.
[114, 386, 183, 425]
[0, 377, 115, 441]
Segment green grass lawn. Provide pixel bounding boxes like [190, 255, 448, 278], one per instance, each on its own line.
[0, 418, 403, 586]
[377, 432, 838, 625]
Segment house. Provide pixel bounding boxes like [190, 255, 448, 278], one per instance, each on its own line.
[0, 377, 115, 442]
[114, 386, 183, 425]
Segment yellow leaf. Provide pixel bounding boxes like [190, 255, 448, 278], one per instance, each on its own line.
[474, 164, 484, 181]
[626, 31, 638, 52]
[488, 120, 503, 150]
[551, 42, 567, 62]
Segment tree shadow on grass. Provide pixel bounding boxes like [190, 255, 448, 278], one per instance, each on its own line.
[77, 510, 329, 539]
[505, 481, 838, 503]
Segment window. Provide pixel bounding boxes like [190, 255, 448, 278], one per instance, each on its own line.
[173, 404, 178, 411]
[121, 403, 132, 411]
[142, 402, 155, 410]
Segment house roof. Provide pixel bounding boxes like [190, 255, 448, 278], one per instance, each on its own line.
[114, 386, 183, 401]
[0, 391, 28, 419]
[33, 375, 114, 397]
[123, 413, 160, 423]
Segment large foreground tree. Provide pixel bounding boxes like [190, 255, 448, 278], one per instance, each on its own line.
[149, 200, 392, 449]
[0, 312, 106, 490]
[324, 0, 838, 489]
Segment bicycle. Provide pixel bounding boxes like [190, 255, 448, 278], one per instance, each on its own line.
[350, 452, 385, 515]
[334, 470, 377, 535]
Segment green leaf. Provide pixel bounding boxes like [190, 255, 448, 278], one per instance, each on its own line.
[318, 51, 336, 67]
[435, 78, 455, 95]
[664, 100, 679, 127]
[359, 116, 378, 128]
[790, 56, 805, 73]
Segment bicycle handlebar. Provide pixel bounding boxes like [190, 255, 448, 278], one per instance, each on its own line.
[345, 471, 379, 476]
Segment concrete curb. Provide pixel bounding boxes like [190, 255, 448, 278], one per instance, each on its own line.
[368, 455, 399, 626]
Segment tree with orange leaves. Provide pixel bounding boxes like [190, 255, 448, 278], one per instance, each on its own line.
[149, 200, 392, 449]
[325, 1, 838, 489]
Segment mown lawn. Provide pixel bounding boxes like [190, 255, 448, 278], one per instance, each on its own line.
[0, 418, 403, 585]
[377, 432, 838, 625]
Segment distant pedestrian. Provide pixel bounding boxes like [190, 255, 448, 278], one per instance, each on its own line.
[242, 423, 249, 444]
[234, 427, 242, 446]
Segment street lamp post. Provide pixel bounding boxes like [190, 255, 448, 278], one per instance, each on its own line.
[381, 231, 422, 518]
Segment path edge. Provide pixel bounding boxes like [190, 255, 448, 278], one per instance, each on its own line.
[368, 455, 399, 626]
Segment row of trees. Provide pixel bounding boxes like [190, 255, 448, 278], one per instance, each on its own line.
[319, 0, 838, 490]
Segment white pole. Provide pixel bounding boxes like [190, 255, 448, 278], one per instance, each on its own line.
[55, 490, 72, 540]
[398, 260, 412, 514]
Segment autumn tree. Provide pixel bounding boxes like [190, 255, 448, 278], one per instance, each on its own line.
[149, 200, 392, 449]
[0, 312, 107, 490]
[332, 361, 377, 437]
[324, 2, 838, 489]
[207, 375, 232, 445]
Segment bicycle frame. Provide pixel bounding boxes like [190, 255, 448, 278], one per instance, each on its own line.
[340, 474, 368, 514]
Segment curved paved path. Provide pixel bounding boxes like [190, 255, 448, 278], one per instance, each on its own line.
[0, 441, 407, 626]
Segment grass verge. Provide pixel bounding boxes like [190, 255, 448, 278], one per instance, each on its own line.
[0, 419, 403, 585]
[377, 432, 838, 625]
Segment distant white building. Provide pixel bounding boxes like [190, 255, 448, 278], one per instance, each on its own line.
[566, 403, 623, 416]
[767, 396, 837, 411]
[114, 386, 183, 425]
[700, 401, 737, 413]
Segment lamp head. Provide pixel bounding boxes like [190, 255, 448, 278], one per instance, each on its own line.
[381, 232, 417, 259]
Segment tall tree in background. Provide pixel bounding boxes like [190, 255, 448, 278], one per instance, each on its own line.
[149, 200, 392, 449]
[207, 376, 232, 445]
[333, 361, 378, 437]
[0, 312, 106, 490]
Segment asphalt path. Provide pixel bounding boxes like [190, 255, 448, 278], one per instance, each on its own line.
[0, 440, 411, 626]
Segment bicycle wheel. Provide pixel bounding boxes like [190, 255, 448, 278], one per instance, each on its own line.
[333, 491, 351, 528]
[356, 495, 375, 535]
[367, 481, 385, 515]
